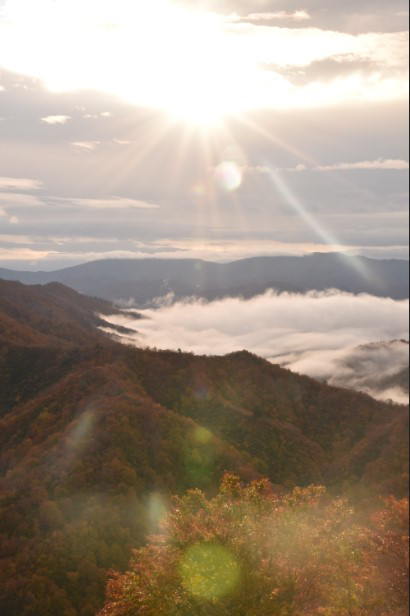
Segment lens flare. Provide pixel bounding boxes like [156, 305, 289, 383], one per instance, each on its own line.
[184, 427, 215, 486]
[180, 543, 241, 600]
[147, 493, 168, 528]
[193, 426, 212, 444]
[215, 161, 242, 192]
[267, 169, 371, 280]
[192, 182, 206, 197]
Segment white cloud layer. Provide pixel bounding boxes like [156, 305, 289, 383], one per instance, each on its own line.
[325, 340, 409, 404]
[0, 176, 43, 190]
[103, 290, 409, 403]
[41, 115, 71, 125]
[70, 141, 101, 152]
[230, 11, 312, 22]
[60, 197, 160, 210]
[254, 160, 409, 173]
[316, 159, 409, 171]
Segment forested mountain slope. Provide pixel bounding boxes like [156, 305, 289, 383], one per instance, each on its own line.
[0, 280, 408, 615]
[0, 279, 128, 347]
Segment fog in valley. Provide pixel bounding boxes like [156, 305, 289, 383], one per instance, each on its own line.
[103, 289, 409, 404]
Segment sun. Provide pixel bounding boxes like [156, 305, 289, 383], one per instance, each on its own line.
[2, 0, 260, 127]
[115, 2, 254, 126]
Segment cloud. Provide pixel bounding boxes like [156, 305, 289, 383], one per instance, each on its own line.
[41, 115, 71, 125]
[82, 111, 111, 119]
[230, 11, 312, 22]
[0, 1, 407, 114]
[103, 290, 409, 403]
[0, 247, 50, 261]
[113, 139, 132, 145]
[0, 192, 44, 206]
[59, 197, 160, 210]
[0, 205, 19, 224]
[70, 141, 100, 152]
[326, 340, 409, 404]
[282, 159, 409, 172]
[0, 176, 43, 190]
[316, 159, 409, 171]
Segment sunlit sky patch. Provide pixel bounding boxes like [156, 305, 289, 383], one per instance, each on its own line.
[0, 0, 408, 124]
[0, 0, 408, 269]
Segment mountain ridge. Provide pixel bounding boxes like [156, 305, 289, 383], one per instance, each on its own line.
[1, 253, 408, 304]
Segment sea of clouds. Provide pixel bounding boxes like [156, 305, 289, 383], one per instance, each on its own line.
[102, 290, 409, 404]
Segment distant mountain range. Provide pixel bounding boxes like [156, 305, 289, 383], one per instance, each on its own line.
[1, 253, 408, 304]
[0, 279, 408, 613]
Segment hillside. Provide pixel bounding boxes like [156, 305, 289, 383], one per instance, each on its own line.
[0, 280, 408, 615]
[1, 253, 408, 304]
[0, 279, 132, 348]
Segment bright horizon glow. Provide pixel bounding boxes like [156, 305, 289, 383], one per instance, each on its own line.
[0, 0, 408, 126]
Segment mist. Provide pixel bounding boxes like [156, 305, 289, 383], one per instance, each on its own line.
[103, 290, 409, 404]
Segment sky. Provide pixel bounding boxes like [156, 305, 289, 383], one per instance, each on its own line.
[0, 0, 408, 270]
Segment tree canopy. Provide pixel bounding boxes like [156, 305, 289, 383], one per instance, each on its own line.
[100, 475, 409, 616]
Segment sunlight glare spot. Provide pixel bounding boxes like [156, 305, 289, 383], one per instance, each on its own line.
[193, 182, 206, 197]
[68, 409, 95, 451]
[193, 426, 212, 444]
[215, 162, 242, 192]
[180, 543, 241, 600]
[147, 493, 168, 528]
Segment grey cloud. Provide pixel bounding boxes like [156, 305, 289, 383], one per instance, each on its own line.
[177, 0, 409, 33]
[271, 56, 400, 87]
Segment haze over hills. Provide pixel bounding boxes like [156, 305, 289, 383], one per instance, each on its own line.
[325, 340, 409, 404]
[0, 253, 408, 305]
[0, 279, 408, 614]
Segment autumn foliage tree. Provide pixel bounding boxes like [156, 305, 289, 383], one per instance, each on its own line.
[99, 475, 409, 615]
[367, 497, 409, 612]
